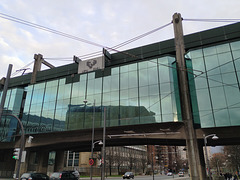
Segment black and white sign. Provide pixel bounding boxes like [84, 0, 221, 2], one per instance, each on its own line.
[78, 56, 104, 74]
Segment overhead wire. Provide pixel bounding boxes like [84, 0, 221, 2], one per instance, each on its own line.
[11, 61, 34, 77]
[3, 13, 240, 120]
[0, 12, 174, 61]
[184, 18, 240, 23]
[0, 12, 136, 58]
[75, 22, 173, 60]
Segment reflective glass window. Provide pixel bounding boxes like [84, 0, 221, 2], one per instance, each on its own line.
[188, 40, 240, 128]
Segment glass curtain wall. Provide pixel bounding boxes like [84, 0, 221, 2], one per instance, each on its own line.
[187, 40, 240, 128]
[0, 88, 24, 141]
[2, 55, 180, 136]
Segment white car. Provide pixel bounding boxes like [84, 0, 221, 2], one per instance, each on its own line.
[178, 172, 184, 177]
[167, 172, 173, 176]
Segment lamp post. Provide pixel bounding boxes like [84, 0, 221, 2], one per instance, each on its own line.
[83, 99, 95, 180]
[3, 113, 25, 180]
[204, 134, 219, 180]
[101, 107, 106, 180]
[152, 152, 154, 180]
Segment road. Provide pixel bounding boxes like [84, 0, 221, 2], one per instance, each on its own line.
[0, 174, 190, 180]
[80, 174, 190, 180]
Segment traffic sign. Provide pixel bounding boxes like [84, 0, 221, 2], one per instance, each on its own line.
[89, 158, 94, 166]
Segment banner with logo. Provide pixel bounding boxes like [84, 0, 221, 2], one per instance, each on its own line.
[78, 56, 104, 74]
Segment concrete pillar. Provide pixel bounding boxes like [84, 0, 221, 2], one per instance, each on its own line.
[36, 150, 49, 173]
[31, 54, 43, 84]
[54, 150, 65, 172]
[198, 141, 207, 179]
[173, 13, 203, 180]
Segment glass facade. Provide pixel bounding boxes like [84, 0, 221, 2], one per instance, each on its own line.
[0, 88, 24, 141]
[0, 56, 180, 140]
[187, 40, 240, 128]
[2, 38, 239, 141]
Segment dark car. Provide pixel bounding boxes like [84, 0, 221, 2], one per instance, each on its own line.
[123, 172, 134, 179]
[20, 173, 49, 180]
[50, 171, 78, 180]
[66, 171, 80, 179]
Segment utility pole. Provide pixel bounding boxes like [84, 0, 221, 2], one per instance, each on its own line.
[0, 64, 12, 124]
[101, 107, 106, 180]
[173, 13, 203, 180]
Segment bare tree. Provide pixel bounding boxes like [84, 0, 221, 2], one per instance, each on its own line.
[113, 147, 124, 175]
[105, 147, 114, 176]
[210, 153, 225, 175]
[140, 150, 147, 174]
[224, 146, 240, 174]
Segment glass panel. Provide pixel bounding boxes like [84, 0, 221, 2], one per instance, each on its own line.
[199, 111, 215, 128]
[128, 71, 138, 88]
[139, 69, 148, 87]
[210, 87, 227, 109]
[111, 67, 119, 75]
[214, 109, 230, 127]
[229, 108, 240, 126]
[216, 43, 230, 54]
[103, 76, 111, 93]
[110, 75, 119, 91]
[189, 49, 203, 59]
[148, 67, 158, 85]
[230, 41, 240, 51]
[205, 55, 220, 76]
[120, 73, 128, 90]
[203, 46, 217, 56]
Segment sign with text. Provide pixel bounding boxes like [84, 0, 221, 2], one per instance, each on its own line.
[78, 56, 104, 74]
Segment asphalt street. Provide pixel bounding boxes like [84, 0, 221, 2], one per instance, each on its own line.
[0, 174, 190, 180]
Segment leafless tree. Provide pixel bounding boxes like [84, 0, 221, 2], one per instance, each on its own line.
[224, 146, 240, 174]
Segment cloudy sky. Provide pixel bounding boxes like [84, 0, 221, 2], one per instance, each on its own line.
[0, 0, 240, 78]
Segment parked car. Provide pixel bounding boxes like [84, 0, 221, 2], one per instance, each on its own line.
[178, 172, 184, 177]
[66, 171, 80, 179]
[167, 172, 173, 176]
[50, 171, 78, 180]
[20, 172, 49, 180]
[123, 172, 134, 179]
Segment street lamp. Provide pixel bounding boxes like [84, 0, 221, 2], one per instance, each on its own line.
[93, 140, 103, 148]
[204, 134, 219, 180]
[3, 113, 25, 180]
[83, 99, 95, 180]
[152, 152, 154, 180]
[101, 107, 106, 180]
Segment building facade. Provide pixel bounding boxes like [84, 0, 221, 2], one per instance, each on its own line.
[0, 22, 240, 178]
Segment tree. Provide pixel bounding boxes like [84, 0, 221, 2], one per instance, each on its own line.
[210, 153, 225, 175]
[140, 150, 147, 174]
[224, 145, 240, 174]
[113, 147, 124, 175]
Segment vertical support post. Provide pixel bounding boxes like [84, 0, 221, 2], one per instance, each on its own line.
[4, 114, 25, 180]
[204, 135, 211, 180]
[31, 54, 43, 84]
[0, 64, 13, 124]
[101, 107, 106, 180]
[152, 150, 154, 180]
[90, 99, 95, 180]
[172, 13, 202, 180]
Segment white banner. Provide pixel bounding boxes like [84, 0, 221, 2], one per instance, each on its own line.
[78, 56, 104, 74]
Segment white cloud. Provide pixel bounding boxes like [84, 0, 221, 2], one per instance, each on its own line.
[0, 37, 9, 49]
[0, 0, 239, 79]
[0, 55, 25, 78]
